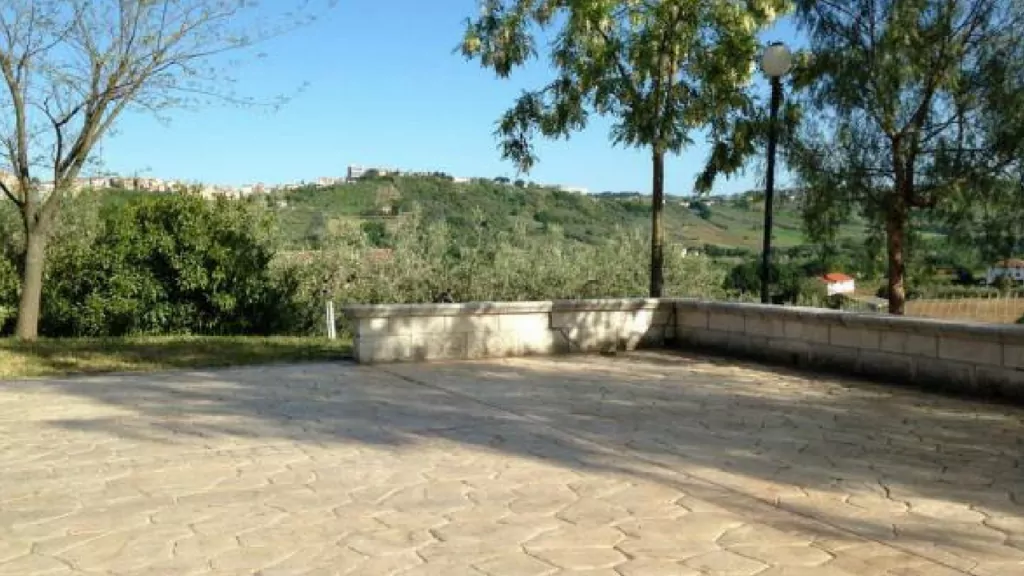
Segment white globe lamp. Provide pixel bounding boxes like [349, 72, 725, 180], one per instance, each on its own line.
[761, 42, 793, 78]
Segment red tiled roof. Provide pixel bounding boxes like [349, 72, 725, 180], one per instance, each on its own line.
[822, 272, 854, 283]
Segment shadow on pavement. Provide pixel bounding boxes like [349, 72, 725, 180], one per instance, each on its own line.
[22, 350, 1024, 570]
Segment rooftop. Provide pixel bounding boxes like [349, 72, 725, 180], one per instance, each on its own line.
[2, 352, 1022, 574]
[822, 272, 855, 283]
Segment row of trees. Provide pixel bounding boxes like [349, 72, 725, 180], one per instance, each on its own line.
[0, 191, 727, 337]
[462, 0, 1024, 314]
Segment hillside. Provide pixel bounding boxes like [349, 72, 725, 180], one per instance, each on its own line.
[268, 175, 867, 252]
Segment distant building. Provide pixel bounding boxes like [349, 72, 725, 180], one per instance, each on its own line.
[822, 273, 856, 296]
[558, 185, 589, 194]
[316, 177, 344, 188]
[986, 259, 1024, 285]
[347, 165, 393, 182]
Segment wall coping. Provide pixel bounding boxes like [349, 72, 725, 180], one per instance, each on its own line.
[676, 299, 1024, 343]
[342, 298, 668, 319]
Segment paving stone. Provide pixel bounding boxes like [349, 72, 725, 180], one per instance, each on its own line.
[528, 547, 626, 570]
[682, 550, 769, 575]
[344, 528, 436, 557]
[473, 553, 558, 576]
[0, 554, 73, 576]
[614, 558, 701, 575]
[523, 525, 624, 550]
[726, 544, 834, 567]
[2, 356, 1023, 575]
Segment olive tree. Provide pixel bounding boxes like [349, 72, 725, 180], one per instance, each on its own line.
[460, 0, 789, 297]
[0, 0, 332, 339]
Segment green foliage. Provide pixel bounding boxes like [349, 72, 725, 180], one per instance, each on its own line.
[0, 201, 19, 333]
[40, 193, 303, 337]
[690, 202, 713, 220]
[722, 258, 825, 305]
[0, 255, 17, 334]
[789, 0, 1024, 313]
[305, 208, 725, 311]
[360, 220, 391, 248]
[992, 274, 1017, 294]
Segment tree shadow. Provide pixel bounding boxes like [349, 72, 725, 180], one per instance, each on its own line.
[15, 350, 1024, 570]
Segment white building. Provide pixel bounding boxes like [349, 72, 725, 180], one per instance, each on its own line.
[347, 165, 394, 182]
[822, 273, 856, 296]
[986, 259, 1024, 285]
[558, 185, 589, 194]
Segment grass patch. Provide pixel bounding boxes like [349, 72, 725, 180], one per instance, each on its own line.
[0, 336, 352, 380]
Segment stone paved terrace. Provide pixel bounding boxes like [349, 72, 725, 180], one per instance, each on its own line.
[1, 352, 1023, 575]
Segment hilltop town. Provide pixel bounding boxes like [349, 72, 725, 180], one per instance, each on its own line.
[0, 164, 591, 199]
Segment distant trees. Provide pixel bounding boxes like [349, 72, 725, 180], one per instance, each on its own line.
[687, 201, 713, 220]
[461, 0, 790, 297]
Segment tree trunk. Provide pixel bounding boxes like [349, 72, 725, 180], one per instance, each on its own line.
[15, 229, 47, 340]
[650, 150, 665, 298]
[885, 203, 907, 315]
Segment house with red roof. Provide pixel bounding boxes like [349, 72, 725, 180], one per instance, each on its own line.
[822, 272, 856, 296]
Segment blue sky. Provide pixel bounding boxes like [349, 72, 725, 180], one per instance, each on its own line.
[100, 1, 803, 196]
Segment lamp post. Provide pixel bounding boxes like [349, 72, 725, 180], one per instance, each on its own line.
[759, 42, 792, 305]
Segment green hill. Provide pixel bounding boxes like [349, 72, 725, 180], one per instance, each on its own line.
[267, 175, 867, 252]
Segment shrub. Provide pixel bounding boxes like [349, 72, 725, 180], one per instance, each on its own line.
[41, 192, 301, 337]
[0, 253, 17, 334]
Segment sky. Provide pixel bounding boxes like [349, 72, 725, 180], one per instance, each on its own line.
[99, 1, 804, 196]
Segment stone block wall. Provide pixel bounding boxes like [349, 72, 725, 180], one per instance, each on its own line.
[673, 300, 1024, 399]
[342, 299, 675, 364]
[342, 297, 1024, 399]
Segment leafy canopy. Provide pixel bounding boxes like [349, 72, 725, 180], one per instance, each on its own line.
[790, 0, 1024, 243]
[461, 0, 791, 180]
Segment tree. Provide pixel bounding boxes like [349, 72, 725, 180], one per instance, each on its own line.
[461, 0, 788, 297]
[788, 0, 1024, 314]
[0, 0, 332, 339]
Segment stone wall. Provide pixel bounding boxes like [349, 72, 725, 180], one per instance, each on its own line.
[675, 300, 1024, 399]
[342, 299, 675, 364]
[342, 298, 1024, 398]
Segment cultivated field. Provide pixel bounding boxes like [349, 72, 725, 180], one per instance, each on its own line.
[904, 297, 1024, 324]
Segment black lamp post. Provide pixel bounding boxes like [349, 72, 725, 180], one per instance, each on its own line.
[760, 42, 792, 305]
